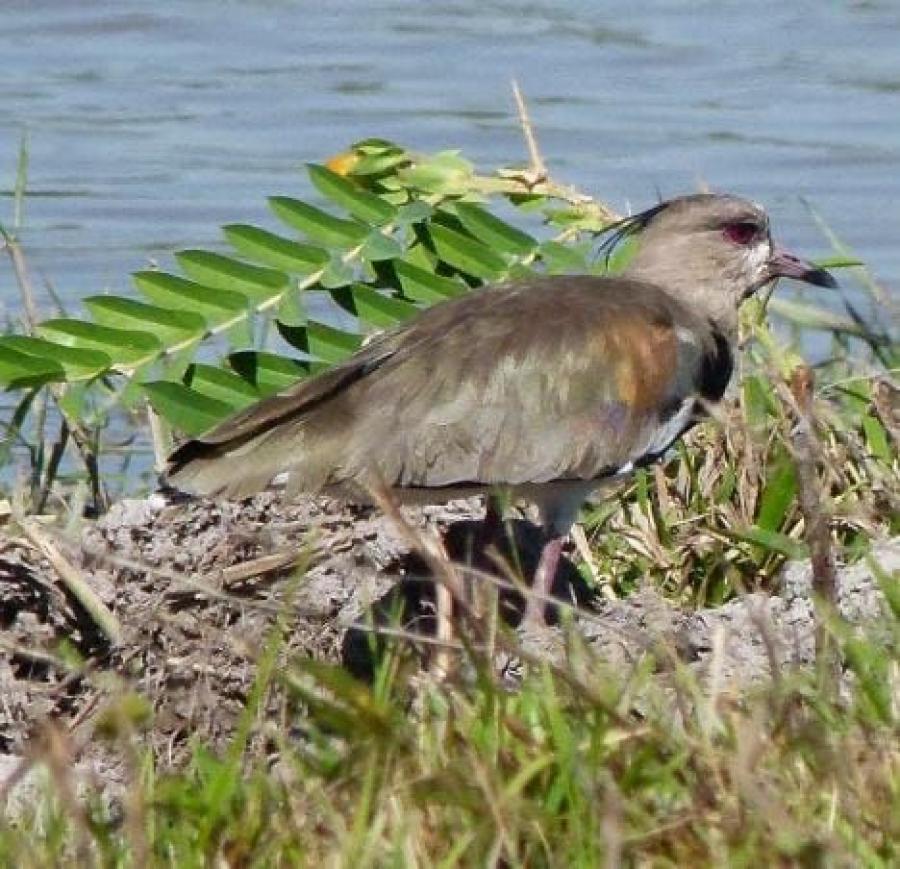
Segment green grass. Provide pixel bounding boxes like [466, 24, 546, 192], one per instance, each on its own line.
[2, 610, 900, 867]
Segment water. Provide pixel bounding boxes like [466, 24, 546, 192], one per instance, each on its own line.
[0, 1, 898, 490]
[2, 0, 899, 313]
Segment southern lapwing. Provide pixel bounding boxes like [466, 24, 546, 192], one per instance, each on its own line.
[166, 193, 835, 623]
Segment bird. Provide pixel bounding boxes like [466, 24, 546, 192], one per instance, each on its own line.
[166, 193, 836, 623]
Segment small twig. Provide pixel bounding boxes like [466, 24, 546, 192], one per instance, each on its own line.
[0, 637, 81, 673]
[367, 478, 471, 675]
[220, 549, 304, 588]
[362, 480, 642, 712]
[349, 622, 466, 652]
[571, 523, 616, 601]
[1, 132, 40, 328]
[31, 723, 95, 866]
[86, 543, 318, 616]
[745, 597, 783, 691]
[1, 212, 107, 511]
[17, 518, 122, 646]
[29, 387, 48, 503]
[2, 233, 41, 329]
[511, 80, 547, 183]
[146, 403, 169, 478]
[36, 417, 69, 514]
[65, 420, 108, 513]
[788, 366, 840, 679]
[818, 366, 900, 396]
[872, 377, 900, 450]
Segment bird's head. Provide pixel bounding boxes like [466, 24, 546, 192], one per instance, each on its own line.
[614, 193, 836, 332]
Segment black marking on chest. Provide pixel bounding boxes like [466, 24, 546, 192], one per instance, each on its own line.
[697, 328, 734, 403]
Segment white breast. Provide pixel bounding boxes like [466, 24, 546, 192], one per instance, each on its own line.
[642, 396, 697, 460]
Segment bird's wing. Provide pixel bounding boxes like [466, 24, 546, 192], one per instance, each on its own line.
[165, 329, 406, 495]
[166, 277, 721, 499]
[334, 277, 717, 489]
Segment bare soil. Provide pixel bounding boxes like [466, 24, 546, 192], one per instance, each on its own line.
[1, 491, 897, 791]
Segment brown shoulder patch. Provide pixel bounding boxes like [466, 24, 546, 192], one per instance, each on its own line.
[610, 317, 679, 412]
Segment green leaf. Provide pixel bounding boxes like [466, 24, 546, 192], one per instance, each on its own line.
[319, 256, 357, 289]
[269, 196, 368, 248]
[133, 271, 249, 325]
[399, 150, 474, 195]
[0, 346, 65, 388]
[350, 150, 409, 176]
[57, 381, 90, 421]
[862, 415, 892, 463]
[737, 526, 807, 560]
[222, 224, 329, 274]
[602, 236, 639, 274]
[544, 205, 609, 234]
[0, 336, 111, 380]
[395, 201, 434, 225]
[394, 260, 467, 303]
[277, 320, 363, 364]
[403, 242, 439, 272]
[38, 319, 162, 368]
[143, 382, 233, 435]
[813, 255, 865, 269]
[307, 164, 397, 225]
[767, 298, 874, 337]
[350, 137, 404, 155]
[742, 375, 777, 430]
[84, 296, 206, 344]
[184, 363, 261, 409]
[537, 240, 590, 274]
[428, 223, 508, 281]
[175, 251, 288, 303]
[833, 380, 871, 414]
[453, 202, 537, 257]
[343, 139, 409, 176]
[331, 284, 419, 329]
[507, 262, 540, 282]
[509, 192, 548, 212]
[755, 456, 797, 532]
[228, 351, 311, 395]
[715, 464, 738, 504]
[360, 230, 404, 262]
[276, 289, 306, 327]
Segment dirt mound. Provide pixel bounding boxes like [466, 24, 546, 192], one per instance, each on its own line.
[1, 493, 501, 765]
[1, 492, 898, 777]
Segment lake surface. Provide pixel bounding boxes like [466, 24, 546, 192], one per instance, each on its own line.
[2, 0, 898, 320]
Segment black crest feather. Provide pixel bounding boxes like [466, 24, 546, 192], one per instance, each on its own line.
[596, 201, 672, 271]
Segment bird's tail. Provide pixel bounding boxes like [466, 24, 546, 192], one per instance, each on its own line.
[165, 416, 337, 500]
[163, 331, 397, 499]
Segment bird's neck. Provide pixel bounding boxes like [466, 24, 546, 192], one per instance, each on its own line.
[623, 261, 741, 342]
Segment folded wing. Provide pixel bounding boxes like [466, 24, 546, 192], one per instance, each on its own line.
[166, 277, 721, 499]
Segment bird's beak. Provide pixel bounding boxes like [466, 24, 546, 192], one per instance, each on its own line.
[767, 243, 838, 288]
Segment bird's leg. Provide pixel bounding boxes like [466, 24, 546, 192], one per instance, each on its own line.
[526, 490, 582, 626]
[525, 535, 564, 625]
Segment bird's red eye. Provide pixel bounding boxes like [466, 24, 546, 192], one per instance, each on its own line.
[723, 222, 758, 245]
